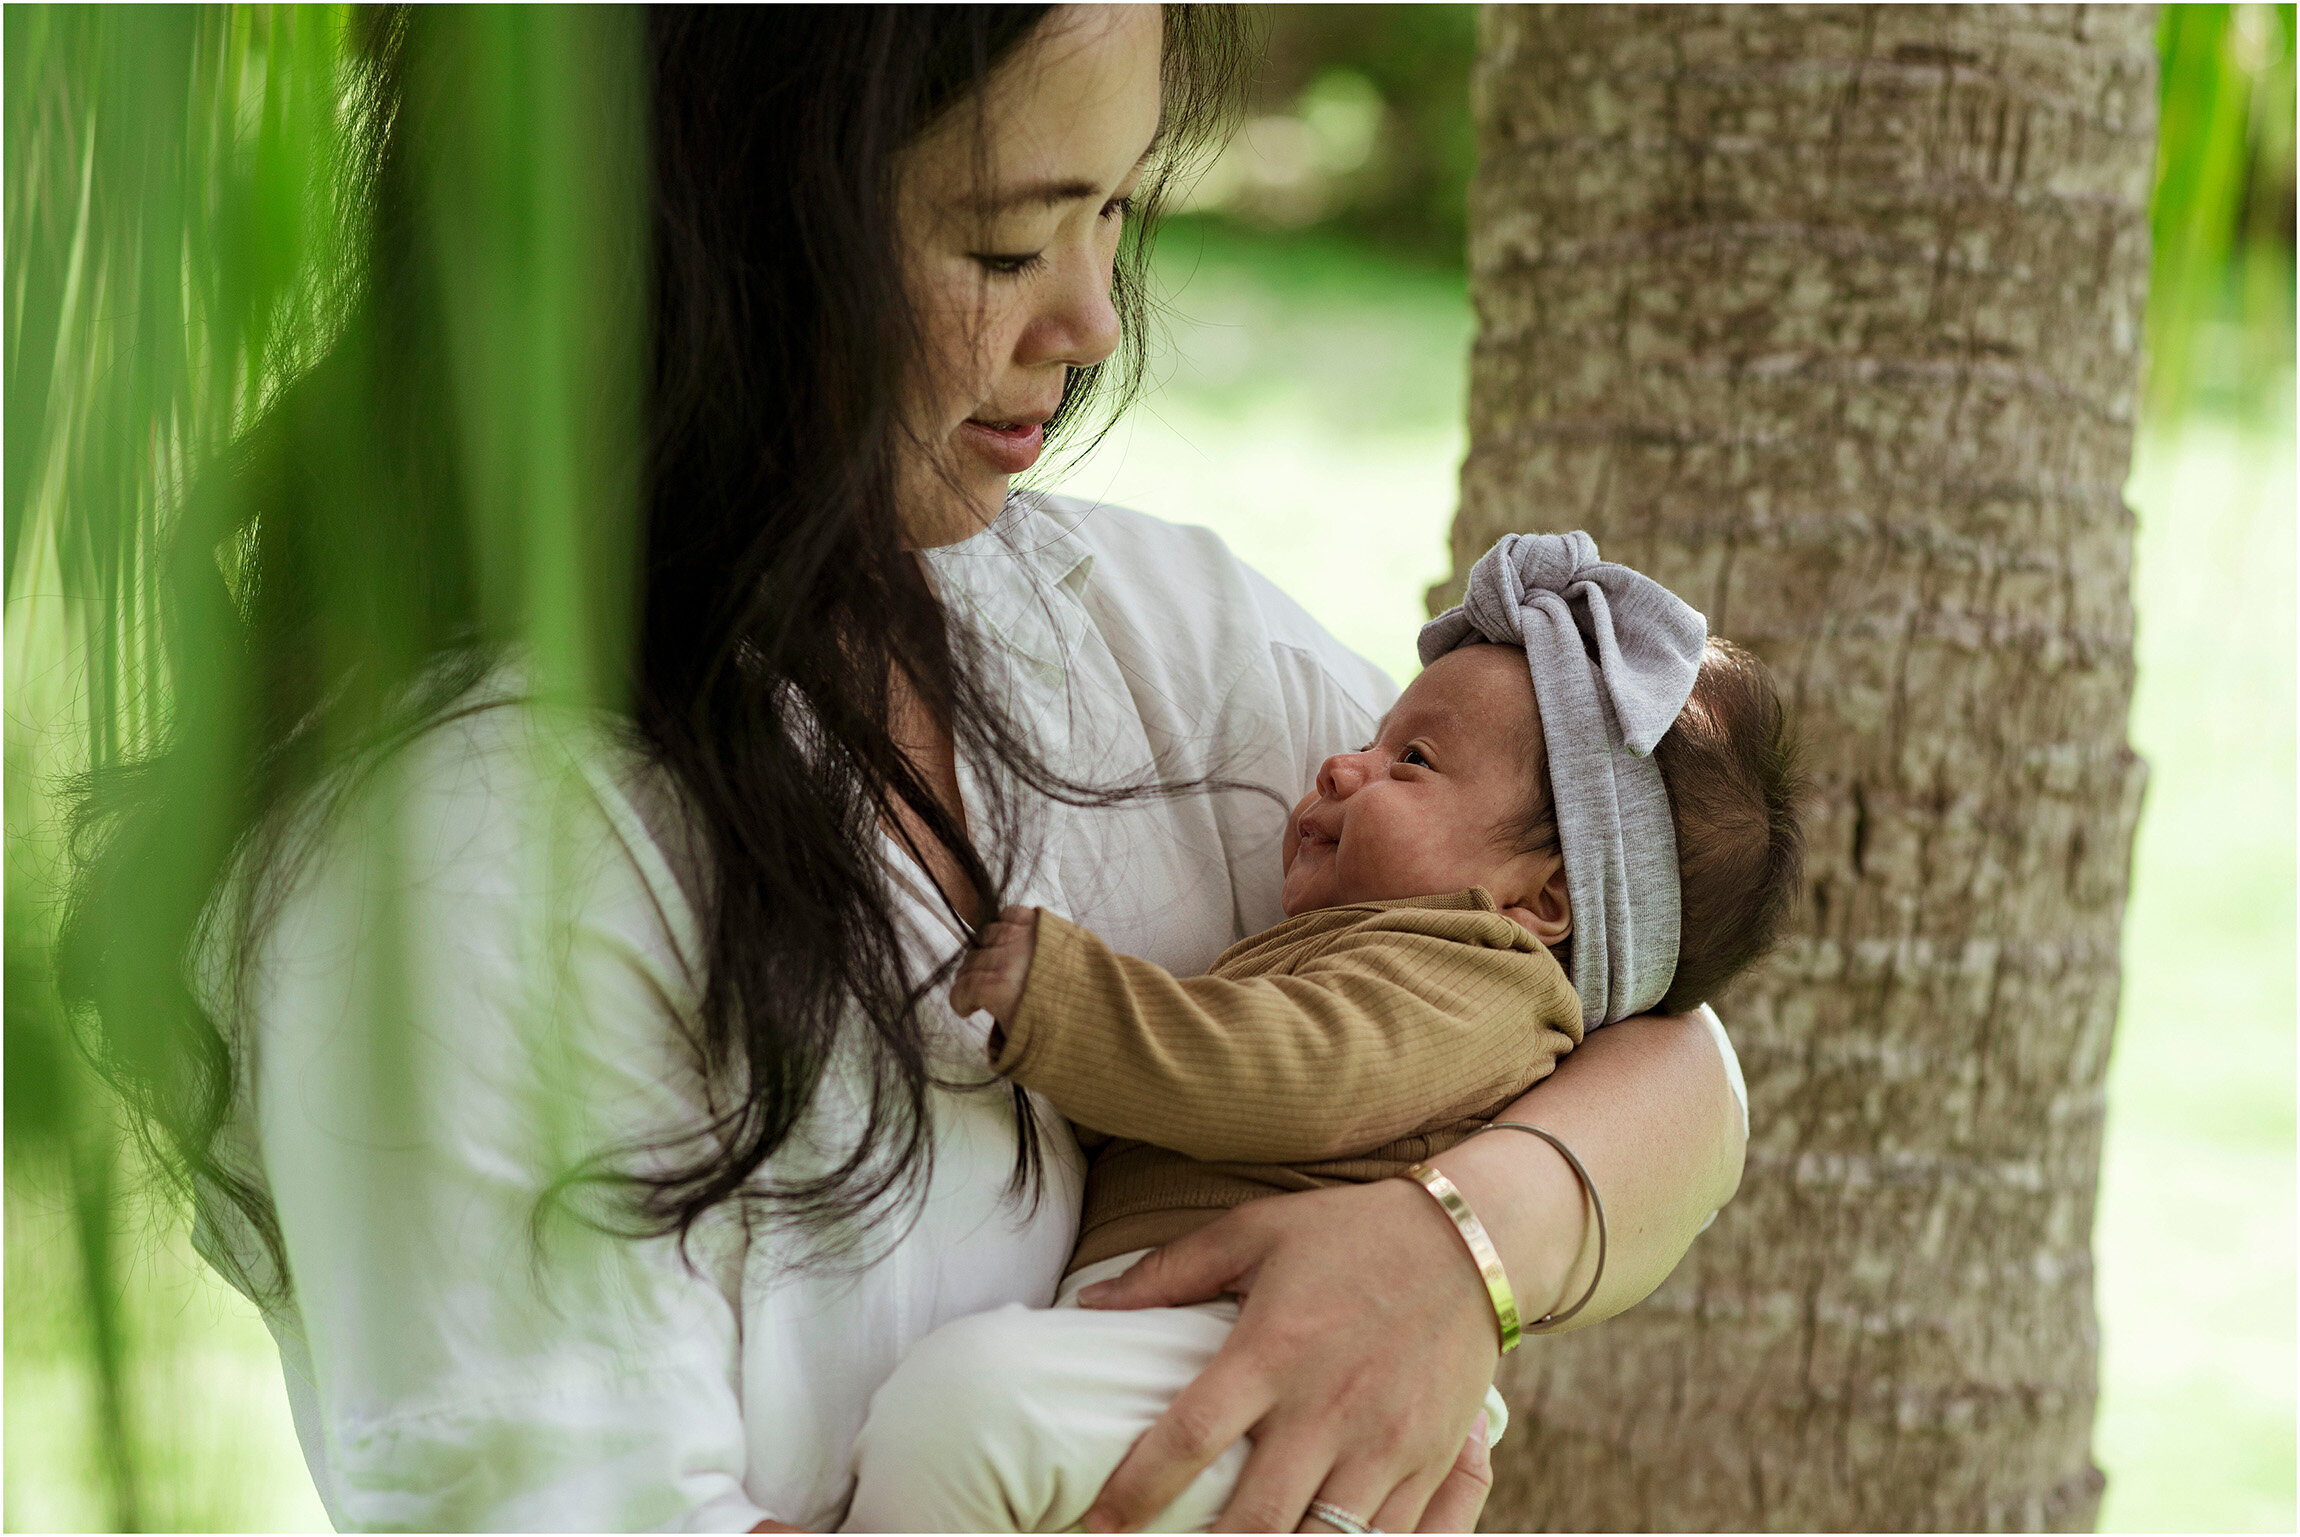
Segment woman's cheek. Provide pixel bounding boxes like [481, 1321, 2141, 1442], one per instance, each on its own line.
[911, 263, 1000, 412]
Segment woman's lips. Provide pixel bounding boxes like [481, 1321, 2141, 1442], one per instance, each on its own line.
[958, 418, 1045, 474]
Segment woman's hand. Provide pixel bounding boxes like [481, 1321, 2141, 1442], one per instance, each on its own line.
[1417, 1414, 1496, 1533]
[1073, 1179, 1503, 1533]
[1071, 1006, 1747, 1532]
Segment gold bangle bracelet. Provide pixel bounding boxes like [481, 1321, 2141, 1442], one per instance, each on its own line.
[1397, 1162, 1521, 1353]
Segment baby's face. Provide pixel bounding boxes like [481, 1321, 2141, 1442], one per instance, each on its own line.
[1280, 643, 1554, 917]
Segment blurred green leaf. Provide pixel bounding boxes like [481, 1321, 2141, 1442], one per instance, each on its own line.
[2150, 4, 2257, 416]
[7, 7, 645, 1528]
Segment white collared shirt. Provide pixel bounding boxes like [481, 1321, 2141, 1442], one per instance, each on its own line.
[214, 493, 1441, 1530]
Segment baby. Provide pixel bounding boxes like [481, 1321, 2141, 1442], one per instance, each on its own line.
[842, 533, 1805, 1534]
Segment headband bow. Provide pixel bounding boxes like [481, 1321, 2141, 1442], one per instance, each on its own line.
[1419, 532, 1707, 1025]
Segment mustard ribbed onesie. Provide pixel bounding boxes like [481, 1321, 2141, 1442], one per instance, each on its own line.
[987, 887, 1584, 1272]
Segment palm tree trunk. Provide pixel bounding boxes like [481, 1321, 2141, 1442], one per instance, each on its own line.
[1450, 6, 2158, 1528]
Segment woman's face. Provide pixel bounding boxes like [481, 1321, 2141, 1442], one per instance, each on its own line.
[895, 5, 1164, 547]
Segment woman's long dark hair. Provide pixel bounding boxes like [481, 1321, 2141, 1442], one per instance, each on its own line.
[56, 6, 1249, 1298]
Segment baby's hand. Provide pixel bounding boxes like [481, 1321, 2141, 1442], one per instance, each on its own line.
[950, 904, 1039, 1024]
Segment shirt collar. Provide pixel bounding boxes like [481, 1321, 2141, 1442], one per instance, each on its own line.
[921, 492, 1097, 675]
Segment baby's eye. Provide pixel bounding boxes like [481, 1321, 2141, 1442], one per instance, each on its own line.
[1399, 746, 1431, 768]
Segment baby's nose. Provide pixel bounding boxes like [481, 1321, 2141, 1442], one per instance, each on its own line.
[1316, 752, 1370, 800]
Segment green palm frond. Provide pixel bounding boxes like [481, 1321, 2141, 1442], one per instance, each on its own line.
[2148, 2, 2296, 421]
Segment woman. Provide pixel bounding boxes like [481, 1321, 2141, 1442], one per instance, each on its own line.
[62, 7, 1746, 1531]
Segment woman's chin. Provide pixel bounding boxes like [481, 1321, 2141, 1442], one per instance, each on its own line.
[903, 478, 1010, 549]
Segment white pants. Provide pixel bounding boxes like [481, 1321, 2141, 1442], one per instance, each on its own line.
[842, 1249, 1510, 1533]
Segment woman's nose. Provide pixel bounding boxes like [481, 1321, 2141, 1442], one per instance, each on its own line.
[1019, 245, 1122, 371]
[1316, 752, 1370, 801]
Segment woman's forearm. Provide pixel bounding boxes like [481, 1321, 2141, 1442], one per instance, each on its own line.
[1427, 1007, 1746, 1334]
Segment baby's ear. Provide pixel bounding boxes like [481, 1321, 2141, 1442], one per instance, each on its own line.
[1512, 861, 1572, 949]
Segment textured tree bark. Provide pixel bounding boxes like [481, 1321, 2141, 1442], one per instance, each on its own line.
[1448, 6, 2156, 1530]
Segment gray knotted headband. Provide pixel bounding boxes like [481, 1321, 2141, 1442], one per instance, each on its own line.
[1419, 532, 1707, 1027]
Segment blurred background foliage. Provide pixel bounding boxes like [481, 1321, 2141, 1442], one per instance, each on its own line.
[1182, 2, 2298, 421]
[7, 5, 2293, 1532]
[8, 9, 352, 1529]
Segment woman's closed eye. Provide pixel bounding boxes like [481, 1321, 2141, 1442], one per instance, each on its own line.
[973, 198, 1130, 277]
[972, 249, 1048, 278]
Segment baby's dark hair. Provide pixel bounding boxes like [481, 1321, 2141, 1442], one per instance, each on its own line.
[1648, 639, 1807, 1013]
[1507, 637, 1807, 1014]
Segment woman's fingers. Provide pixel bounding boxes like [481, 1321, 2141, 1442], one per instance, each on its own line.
[1073, 1227, 1274, 1530]
[1403, 1416, 1492, 1533]
[1267, 1402, 1453, 1534]
[1199, 1422, 1328, 1534]
[1325, 1462, 1443, 1537]
[1082, 1185, 1498, 1531]
[1081, 1355, 1276, 1532]
[1096, 1185, 1496, 1533]
[1074, 1218, 1254, 1312]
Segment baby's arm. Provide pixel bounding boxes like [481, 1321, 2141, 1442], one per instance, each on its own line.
[954, 906, 1579, 1164]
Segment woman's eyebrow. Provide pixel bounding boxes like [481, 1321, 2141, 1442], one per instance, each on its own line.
[978, 177, 1105, 212]
[976, 141, 1160, 213]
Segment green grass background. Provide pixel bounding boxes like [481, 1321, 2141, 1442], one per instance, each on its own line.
[6, 223, 2292, 1533]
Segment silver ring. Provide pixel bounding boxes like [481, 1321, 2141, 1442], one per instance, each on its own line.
[1307, 1499, 1382, 1535]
